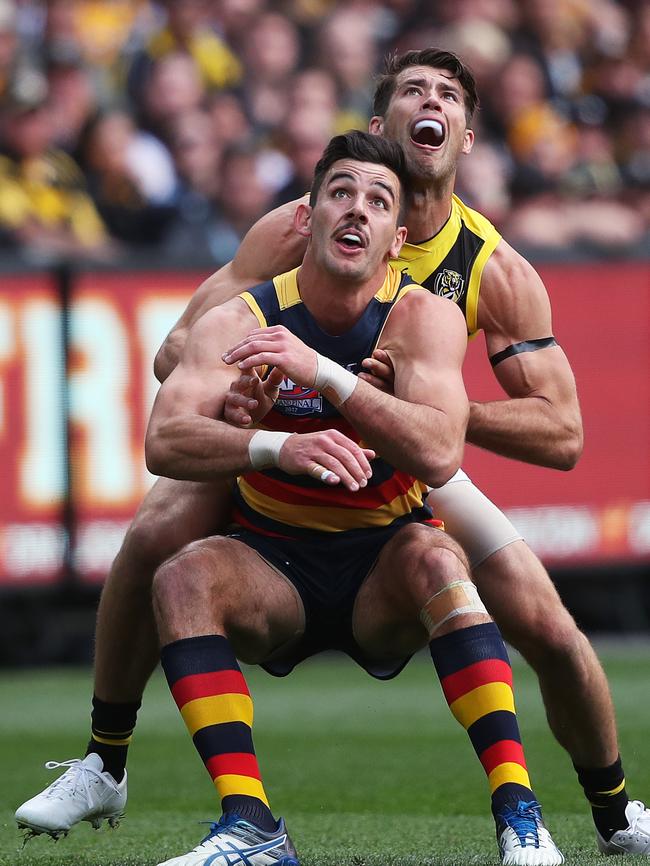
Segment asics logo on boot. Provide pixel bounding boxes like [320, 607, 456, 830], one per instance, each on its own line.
[203, 834, 288, 865]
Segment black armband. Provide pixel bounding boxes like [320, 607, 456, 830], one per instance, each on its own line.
[489, 336, 558, 367]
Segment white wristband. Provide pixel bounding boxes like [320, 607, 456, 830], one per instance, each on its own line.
[248, 430, 293, 469]
[314, 353, 358, 406]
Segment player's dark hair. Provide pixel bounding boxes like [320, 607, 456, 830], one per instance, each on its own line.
[309, 130, 408, 217]
[373, 48, 479, 126]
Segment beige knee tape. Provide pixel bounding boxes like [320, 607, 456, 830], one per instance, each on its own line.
[419, 580, 488, 637]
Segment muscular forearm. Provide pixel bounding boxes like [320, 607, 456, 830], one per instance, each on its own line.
[340, 382, 463, 487]
[146, 416, 254, 481]
[467, 397, 583, 470]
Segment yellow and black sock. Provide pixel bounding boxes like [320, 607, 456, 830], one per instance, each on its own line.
[86, 695, 140, 782]
[161, 634, 275, 832]
[429, 622, 536, 816]
[575, 756, 629, 840]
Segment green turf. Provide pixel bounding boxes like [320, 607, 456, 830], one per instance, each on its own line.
[1, 641, 649, 865]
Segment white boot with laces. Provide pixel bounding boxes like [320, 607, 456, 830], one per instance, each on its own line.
[597, 800, 650, 855]
[15, 753, 127, 838]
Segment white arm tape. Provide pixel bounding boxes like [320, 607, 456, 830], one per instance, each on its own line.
[248, 430, 293, 469]
[314, 353, 358, 406]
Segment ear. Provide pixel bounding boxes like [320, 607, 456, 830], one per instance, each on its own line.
[369, 116, 384, 136]
[462, 128, 474, 155]
[389, 225, 408, 259]
[294, 201, 312, 238]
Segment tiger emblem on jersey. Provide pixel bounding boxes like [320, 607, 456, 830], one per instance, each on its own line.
[433, 268, 464, 302]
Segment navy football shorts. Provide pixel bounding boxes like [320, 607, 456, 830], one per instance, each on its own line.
[228, 509, 434, 680]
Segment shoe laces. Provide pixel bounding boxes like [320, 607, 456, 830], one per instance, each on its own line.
[194, 813, 244, 848]
[499, 800, 543, 847]
[43, 759, 120, 804]
[628, 801, 650, 834]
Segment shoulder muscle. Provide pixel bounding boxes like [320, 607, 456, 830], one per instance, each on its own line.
[478, 240, 553, 355]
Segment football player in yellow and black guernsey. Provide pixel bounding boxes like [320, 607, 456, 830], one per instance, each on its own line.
[17, 50, 650, 859]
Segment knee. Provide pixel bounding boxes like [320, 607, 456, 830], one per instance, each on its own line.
[152, 541, 210, 621]
[399, 525, 471, 603]
[510, 600, 586, 666]
[121, 506, 184, 571]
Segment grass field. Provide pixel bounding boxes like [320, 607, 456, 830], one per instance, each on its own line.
[1, 641, 649, 866]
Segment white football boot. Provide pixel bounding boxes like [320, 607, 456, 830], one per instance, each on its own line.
[157, 814, 300, 866]
[15, 753, 127, 838]
[596, 799, 650, 855]
[497, 800, 564, 865]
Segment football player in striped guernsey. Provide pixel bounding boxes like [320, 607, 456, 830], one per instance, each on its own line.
[142, 132, 562, 866]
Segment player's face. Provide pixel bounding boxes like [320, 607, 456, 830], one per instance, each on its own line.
[308, 159, 406, 282]
[370, 66, 474, 185]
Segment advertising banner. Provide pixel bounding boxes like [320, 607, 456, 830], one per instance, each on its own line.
[1, 261, 648, 585]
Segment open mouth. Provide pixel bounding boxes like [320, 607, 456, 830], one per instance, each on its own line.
[334, 228, 366, 250]
[411, 119, 445, 148]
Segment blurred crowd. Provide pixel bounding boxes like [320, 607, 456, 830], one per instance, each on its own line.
[0, 0, 648, 264]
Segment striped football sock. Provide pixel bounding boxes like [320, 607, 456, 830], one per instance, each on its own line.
[429, 622, 536, 815]
[160, 634, 275, 831]
[86, 695, 140, 782]
[574, 756, 629, 840]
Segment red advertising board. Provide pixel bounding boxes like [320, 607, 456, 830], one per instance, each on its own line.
[0, 261, 648, 586]
[462, 260, 650, 564]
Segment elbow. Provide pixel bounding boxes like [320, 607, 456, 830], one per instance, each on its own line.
[422, 444, 464, 488]
[554, 425, 584, 471]
[145, 433, 167, 478]
[154, 328, 186, 383]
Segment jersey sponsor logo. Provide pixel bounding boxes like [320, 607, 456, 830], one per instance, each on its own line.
[276, 376, 323, 415]
[433, 268, 464, 302]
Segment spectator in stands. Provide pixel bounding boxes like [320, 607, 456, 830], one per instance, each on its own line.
[44, 43, 98, 153]
[81, 109, 178, 247]
[216, 0, 268, 54]
[139, 52, 206, 142]
[207, 89, 252, 148]
[316, 8, 378, 132]
[126, 0, 241, 109]
[240, 12, 301, 133]
[272, 95, 335, 207]
[0, 73, 111, 259]
[0, 0, 647, 257]
[0, 0, 18, 102]
[165, 139, 273, 265]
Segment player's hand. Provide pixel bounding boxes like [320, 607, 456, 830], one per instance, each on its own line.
[223, 326, 318, 390]
[359, 348, 395, 394]
[224, 368, 283, 427]
[279, 430, 375, 492]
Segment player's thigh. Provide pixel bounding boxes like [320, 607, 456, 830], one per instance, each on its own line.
[426, 473, 521, 569]
[155, 534, 306, 664]
[472, 539, 576, 651]
[352, 523, 468, 659]
[125, 476, 234, 563]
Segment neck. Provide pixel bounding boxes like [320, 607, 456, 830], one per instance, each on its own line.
[404, 175, 455, 244]
[297, 255, 388, 335]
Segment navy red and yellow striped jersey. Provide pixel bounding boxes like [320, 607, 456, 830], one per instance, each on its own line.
[234, 266, 430, 537]
[391, 194, 501, 337]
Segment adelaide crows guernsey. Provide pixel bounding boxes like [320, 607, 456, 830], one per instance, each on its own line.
[233, 266, 431, 538]
[392, 194, 501, 336]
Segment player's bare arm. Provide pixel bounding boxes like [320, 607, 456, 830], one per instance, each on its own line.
[362, 289, 469, 484]
[153, 197, 308, 383]
[470, 240, 584, 470]
[224, 290, 468, 488]
[147, 303, 374, 490]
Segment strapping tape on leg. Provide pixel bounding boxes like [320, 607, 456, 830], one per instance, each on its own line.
[419, 580, 488, 637]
